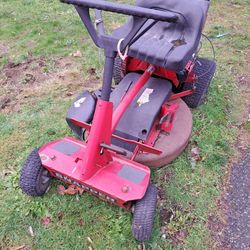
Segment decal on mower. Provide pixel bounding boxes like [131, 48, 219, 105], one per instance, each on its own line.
[74, 97, 86, 108]
[54, 172, 116, 203]
[137, 88, 154, 107]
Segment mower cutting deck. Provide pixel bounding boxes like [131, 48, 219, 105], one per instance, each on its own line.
[20, 0, 216, 242]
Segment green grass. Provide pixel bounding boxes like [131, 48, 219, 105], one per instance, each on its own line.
[0, 0, 250, 249]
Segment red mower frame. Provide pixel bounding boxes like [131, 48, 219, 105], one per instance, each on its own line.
[36, 0, 198, 209]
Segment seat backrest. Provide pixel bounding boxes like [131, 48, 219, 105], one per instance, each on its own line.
[136, 0, 209, 26]
[112, 0, 211, 71]
[136, 0, 210, 41]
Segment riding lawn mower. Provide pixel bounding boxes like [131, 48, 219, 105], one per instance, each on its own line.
[20, 0, 216, 241]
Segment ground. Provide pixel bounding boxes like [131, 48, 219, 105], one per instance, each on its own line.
[220, 151, 250, 250]
[0, 0, 249, 249]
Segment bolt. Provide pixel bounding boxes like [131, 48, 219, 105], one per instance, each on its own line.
[40, 155, 47, 161]
[121, 185, 129, 193]
[50, 155, 56, 161]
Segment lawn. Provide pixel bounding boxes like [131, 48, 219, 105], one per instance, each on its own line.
[0, 0, 249, 249]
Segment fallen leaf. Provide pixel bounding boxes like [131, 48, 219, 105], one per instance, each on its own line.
[57, 185, 66, 195]
[70, 50, 82, 57]
[64, 185, 79, 195]
[57, 212, 64, 221]
[191, 147, 202, 161]
[87, 237, 93, 245]
[10, 245, 26, 250]
[79, 218, 85, 226]
[41, 216, 52, 226]
[28, 226, 34, 237]
[76, 186, 85, 195]
[66, 92, 73, 97]
[57, 184, 85, 195]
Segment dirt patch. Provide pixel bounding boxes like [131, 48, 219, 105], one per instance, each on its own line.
[0, 43, 8, 58]
[0, 56, 100, 113]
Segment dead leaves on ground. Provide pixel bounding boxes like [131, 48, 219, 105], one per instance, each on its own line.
[9, 245, 27, 250]
[191, 147, 202, 162]
[87, 236, 94, 250]
[40, 216, 52, 227]
[34, 184, 85, 229]
[28, 226, 34, 237]
[190, 145, 203, 169]
[57, 184, 85, 196]
[70, 50, 82, 57]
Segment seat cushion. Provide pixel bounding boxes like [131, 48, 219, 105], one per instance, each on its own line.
[113, 0, 210, 72]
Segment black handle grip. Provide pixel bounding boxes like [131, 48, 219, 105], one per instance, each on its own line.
[61, 0, 178, 23]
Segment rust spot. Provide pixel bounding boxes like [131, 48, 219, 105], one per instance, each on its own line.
[171, 38, 187, 47]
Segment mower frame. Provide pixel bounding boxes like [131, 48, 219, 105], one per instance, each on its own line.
[38, 0, 184, 208]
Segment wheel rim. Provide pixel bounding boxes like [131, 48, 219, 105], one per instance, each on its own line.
[37, 168, 51, 193]
[41, 169, 50, 184]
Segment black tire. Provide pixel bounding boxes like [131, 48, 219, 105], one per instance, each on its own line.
[132, 184, 158, 242]
[182, 57, 216, 108]
[20, 149, 51, 197]
[113, 55, 126, 85]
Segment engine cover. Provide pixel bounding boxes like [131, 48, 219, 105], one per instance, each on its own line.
[110, 73, 172, 151]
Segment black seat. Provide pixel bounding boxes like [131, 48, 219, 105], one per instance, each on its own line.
[113, 0, 210, 72]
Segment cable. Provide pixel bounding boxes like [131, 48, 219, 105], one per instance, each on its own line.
[202, 33, 216, 62]
[196, 40, 203, 55]
[117, 38, 128, 61]
[194, 33, 216, 79]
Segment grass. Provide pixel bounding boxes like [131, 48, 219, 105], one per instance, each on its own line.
[0, 0, 249, 249]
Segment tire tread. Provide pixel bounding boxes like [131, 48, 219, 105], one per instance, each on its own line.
[132, 184, 158, 241]
[182, 57, 216, 108]
[20, 149, 49, 197]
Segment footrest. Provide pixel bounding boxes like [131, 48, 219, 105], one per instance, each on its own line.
[39, 137, 150, 207]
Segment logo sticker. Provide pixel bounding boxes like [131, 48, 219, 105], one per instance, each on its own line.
[137, 88, 154, 107]
[74, 97, 86, 108]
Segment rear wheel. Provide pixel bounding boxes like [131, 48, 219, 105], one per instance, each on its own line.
[20, 149, 51, 197]
[182, 57, 216, 108]
[132, 184, 158, 242]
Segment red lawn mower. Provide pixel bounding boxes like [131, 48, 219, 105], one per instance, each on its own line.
[20, 0, 216, 242]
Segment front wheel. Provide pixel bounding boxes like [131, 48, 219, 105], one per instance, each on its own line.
[132, 184, 158, 242]
[20, 149, 51, 197]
